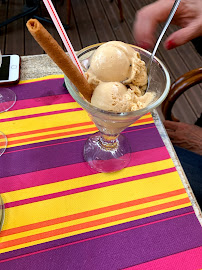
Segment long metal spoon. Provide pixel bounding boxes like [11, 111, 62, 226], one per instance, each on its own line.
[146, 0, 181, 91]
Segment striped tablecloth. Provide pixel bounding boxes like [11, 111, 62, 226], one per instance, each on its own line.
[0, 75, 202, 270]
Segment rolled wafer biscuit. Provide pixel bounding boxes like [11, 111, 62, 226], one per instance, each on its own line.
[26, 19, 93, 102]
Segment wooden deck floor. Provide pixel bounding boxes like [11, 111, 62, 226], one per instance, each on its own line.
[0, 0, 201, 123]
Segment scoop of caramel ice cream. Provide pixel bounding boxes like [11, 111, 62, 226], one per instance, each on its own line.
[86, 41, 154, 112]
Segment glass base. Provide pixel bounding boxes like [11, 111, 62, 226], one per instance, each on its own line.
[0, 131, 7, 156]
[0, 195, 4, 232]
[83, 132, 131, 173]
[0, 88, 16, 112]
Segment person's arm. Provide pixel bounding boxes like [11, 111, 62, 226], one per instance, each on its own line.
[164, 120, 202, 155]
[133, 0, 202, 50]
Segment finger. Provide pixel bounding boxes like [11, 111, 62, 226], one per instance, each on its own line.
[166, 129, 176, 140]
[164, 120, 180, 131]
[133, 1, 174, 49]
[165, 23, 202, 49]
[133, 8, 156, 49]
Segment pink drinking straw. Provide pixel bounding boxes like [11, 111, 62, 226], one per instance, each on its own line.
[42, 0, 84, 75]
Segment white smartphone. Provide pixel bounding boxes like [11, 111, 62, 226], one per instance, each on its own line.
[0, 54, 21, 85]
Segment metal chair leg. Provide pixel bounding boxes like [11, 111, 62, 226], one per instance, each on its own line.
[0, 1, 39, 29]
[0, 0, 70, 29]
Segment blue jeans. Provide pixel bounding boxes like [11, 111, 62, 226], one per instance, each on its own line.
[174, 146, 202, 209]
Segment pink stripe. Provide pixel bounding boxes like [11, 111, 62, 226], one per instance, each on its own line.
[4, 167, 176, 208]
[125, 245, 202, 270]
[9, 94, 75, 111]
[20, 77, 61, 84]
[0, 147, 170, 194]
[0, 211, 194, 263]
[0, 108, 82, 122]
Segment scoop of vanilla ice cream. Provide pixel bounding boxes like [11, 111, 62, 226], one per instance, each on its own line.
[85, 41, 155, 113]
[86, 41, 147, 88]
[91, 82, 132, 112]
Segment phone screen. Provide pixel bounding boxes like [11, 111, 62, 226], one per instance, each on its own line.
[0, 56, 10, 80]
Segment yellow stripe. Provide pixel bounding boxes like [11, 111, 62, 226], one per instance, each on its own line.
[0, 101, 80, 120]
[3, 159, 175, 203]
[2, 170, 185, 231]
[19, 74, 64, 84]
[0, 201, 190, 254]
[132, 120, 153, 127]
[0, 105, 151, 124]
[1, 110, 91, 137]
[6, 130, 93, 148]
[0, 112, 153, 148]
[1, 192, 188, 242]
[6, 120, 154, 148]
[5, 127, 95, 150]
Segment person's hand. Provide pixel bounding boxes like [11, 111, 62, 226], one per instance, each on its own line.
[133, 0, 202, 50]
[164, 120, 202, 155]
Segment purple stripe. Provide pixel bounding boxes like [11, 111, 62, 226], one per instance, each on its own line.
[0, 123, 163, 178]
[0, 211, 195, 263]
[124, 124, 162, 153]
[0, 108, 82, 122]
[0, 147, 169, 194]
[1, 207, 202, 270]
[10, 78, 67, 100]
[0, 207, 193, 260]
[4, 167, 176, 208]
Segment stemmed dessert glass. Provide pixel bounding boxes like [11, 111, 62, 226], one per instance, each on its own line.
[65, 44, 170, 173]
[0, 50, 16, 230]
[0, 50, 16, 156]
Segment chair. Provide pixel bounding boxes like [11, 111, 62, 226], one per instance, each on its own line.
[162, 67, 202, 122]
[0, 0, 69, 29]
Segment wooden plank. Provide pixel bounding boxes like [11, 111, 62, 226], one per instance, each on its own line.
[24, 1, 44, 56]
[100, 0, 134, 44]
[25, 0, 81, 55]
[0, 0, 8, 54]
[184, 87, 202, 119]
[120, 0, 140, 43]
[39, 1, 63, 48]
[55, 0, 82, 51]
[85, 0, 116, 42]
[71, 0, 98, 48]
[172, 95, 198, 124]
[5, 0, 24, 55]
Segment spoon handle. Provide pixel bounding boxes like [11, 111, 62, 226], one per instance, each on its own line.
[147, 0, 181, 74]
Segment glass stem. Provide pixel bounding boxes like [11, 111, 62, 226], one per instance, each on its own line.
[99, 133, 119, 151]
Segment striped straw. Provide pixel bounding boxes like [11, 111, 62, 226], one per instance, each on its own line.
[42, 0, 84, 75]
